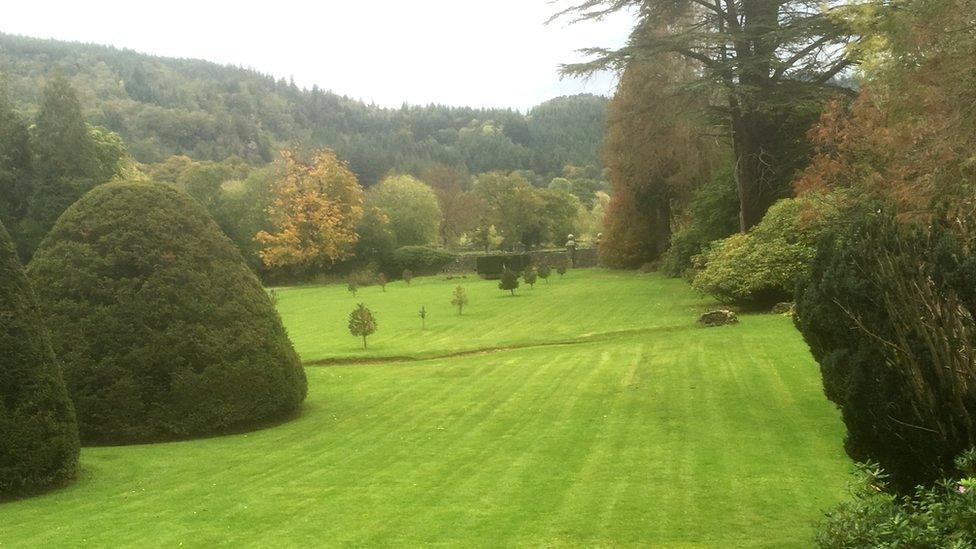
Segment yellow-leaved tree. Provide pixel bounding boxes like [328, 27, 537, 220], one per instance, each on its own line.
[256, 149, 364, 274]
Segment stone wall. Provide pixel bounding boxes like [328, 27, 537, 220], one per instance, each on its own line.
[442, 248, 599, 275]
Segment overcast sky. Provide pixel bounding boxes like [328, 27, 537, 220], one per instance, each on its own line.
[1, 1, 635, 110]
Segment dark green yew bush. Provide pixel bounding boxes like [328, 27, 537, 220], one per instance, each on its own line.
[27, 182, 307, 444]
[796, 208, 976, 491]
[0, 221, 79, 499]
[498, 268, 520, 295]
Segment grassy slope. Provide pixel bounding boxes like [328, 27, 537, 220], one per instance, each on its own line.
[0, 271, 850, 547]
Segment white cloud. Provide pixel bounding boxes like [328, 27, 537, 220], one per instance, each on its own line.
[1, 0, 635, 109]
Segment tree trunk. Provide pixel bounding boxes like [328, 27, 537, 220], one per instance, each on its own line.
[730, 104, 780, 232]
[648, 193, 672, 259]
[362, 335, 367, 350]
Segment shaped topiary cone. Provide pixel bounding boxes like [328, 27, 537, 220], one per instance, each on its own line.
[27, 182, 307, 444]
[0, 220, 80, 499]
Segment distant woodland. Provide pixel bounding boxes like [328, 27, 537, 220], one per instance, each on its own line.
[0, 33, 606, 186]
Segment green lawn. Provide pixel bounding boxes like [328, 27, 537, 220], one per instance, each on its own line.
[0, 270, 851, 547]
[276, 269, 714, 362]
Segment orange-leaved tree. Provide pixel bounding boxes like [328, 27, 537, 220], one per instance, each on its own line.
[256, 149, 364, 274]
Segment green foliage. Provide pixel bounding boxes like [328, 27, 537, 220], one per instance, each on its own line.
[348, 303, 377, 349]
[351, 207, 397, 272]
[389, 246, 456, 277]
[347, 280, 358, 297]
[795, 208, 976, 490]
[524, 266, 538, 288]
[418, 306, 427, 330]
[0, 82, 32, 234]
[557, 264, 567, 277]
[499, 268, 520, 295]
[473, 172, 579, 249]
[18, 75, 127, 258]
[0, 34, 606, 184]
[815, 457, 976, 547]
[0, 221, 79, 499]
[368, 175, 442, 246]
[661, 169, 740, 278]
[475, 254, 531, 279]
[451, 285, 468, 315]
[402, 269, 414, 285]
[693, 197, 835, 308]
[27, 182, 307, 444]
[209, 166, 276, 275]
[537, 262, 551, 283]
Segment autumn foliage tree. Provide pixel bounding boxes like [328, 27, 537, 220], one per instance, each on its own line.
[794, 0, 976, 216]
[256, 149, 364, 276]
[600, 51, 718, 268]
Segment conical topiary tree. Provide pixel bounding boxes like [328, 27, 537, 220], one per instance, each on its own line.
[0, 221, 80, 499]
[27, 182, 307, 444]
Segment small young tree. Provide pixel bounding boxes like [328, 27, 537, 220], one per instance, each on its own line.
[377, 273, 387, 292]
[402, 269, 414, 285]
[348, 303, 377, 350]
[537, 262, 551, 284]
[524, 267, 538, 289]
[557, 264, 567, 278]
[347, 279, 358, 297]
[451, 285, 468, 315]
[499, 268, 519, 296]
[418, 305, 427, 330]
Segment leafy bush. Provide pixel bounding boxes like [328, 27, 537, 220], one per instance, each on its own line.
[815, 452, 976, 547]
[795, 208, 976, 490]
[27, 182, 307, 444]
[661, 169, 740, 277]
[0, 221, 79, 499]
[402, 269, 413, 285]
[692, 197, 836, 308]
[524, 266, 538, 288]
[475, 253, 531, 279]
[389, 246, 456, 277]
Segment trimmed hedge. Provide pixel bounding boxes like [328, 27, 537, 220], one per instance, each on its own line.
[476, 254, 531, 280]
[388, 246, 456, 277]
[0, 221, 79, 499]
[27, 182, 307, 444]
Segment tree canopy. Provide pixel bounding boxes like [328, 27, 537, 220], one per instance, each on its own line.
[256, 149, 365, 274]
[558, 0, 856, 230]
[0, 33, 607, 186]
[368, 175, 442, 247]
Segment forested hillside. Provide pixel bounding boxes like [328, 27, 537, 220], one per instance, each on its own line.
[0, 33, 606, 186]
